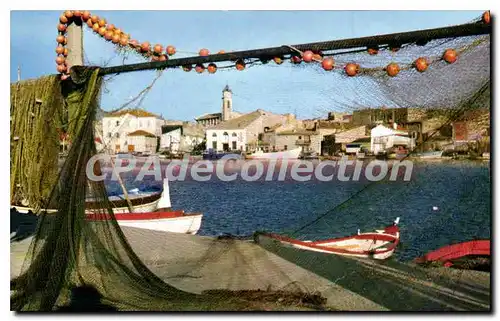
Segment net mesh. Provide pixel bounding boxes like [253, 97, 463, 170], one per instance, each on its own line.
[10, 18, 490, 311]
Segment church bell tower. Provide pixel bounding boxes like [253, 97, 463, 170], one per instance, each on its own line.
[222, 84, 233, 121]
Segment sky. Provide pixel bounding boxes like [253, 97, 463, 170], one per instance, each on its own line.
[10, 10, 484, 121]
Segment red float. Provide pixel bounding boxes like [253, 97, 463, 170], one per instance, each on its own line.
[199, 48, 209, 56]
[141, 41, 151, 52]
[82, 11, 91, 21]
[64, 11, 73, 19]
[104, 30, 114, 41]
[182, 65, 192, 72]
[166, 45, 176, 56]
[60, 15, 68, 24]
[321, 57, 335, 71]
[57, 24, 67, 32]
[112, 34, 121, 44]
[153, 44, 163, 54]
[443, 49, 457, 64]
[235, 59, 246, 71]
[291, 56, 302, 64]
[483, 11, 490, 24]
[344, 63, 359, 76]
[195, 64, 205, 73]
[56, 46, 65, 55]
[386, 63, 400, 77]
[414, 57, 429, 72]
[57, 64, 67, 73]
[158, 55, 167, 62]
[119, 36, 129, 46]
[56, 35, 66, 44]
[73, 10, 81, 17]
[56, 56, 65, 65]
[106, 23, 115, 31]
[302, 50, 314, 62]
[207, 63, 217, 74]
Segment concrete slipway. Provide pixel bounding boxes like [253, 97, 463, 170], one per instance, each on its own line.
[11, 227, 490, 311]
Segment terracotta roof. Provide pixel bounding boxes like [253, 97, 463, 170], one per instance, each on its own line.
[277, 129, 318, 136]
[105, 108, 160, 118]
[127, 130, 156, 137]
[195, 113, 222, 121]
[211, 110, 263, 130]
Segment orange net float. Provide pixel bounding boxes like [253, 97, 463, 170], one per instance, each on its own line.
[56, 35, 66, 44]
[57, 24, 67, 33]
[73, 10, 81, 18]
[482, 11, 490, 24]
[106, 23, 115, 31]
[235, 59, 246, 71]
[98, 18, 106, 28]
[290, 55, 302, 64]
[56, 56, 66, 65]
[153, 44, 163, 55]
[64, 11, 73, 19]
[59, 15, 68, 24]
[98, 26, 106, 36]
[414, 57, 429, 72]
[344, 63, 359, 76]
[199, 48, 209, 56]
[442, 49, 457, 64]
[90, 15, 99, 24]
[104, 30, 114, 41]
[321, 57, 334, 71]
[82, 11, 91, 21]
[386, 62, 400, 77]
[302, 50, 314, 62]
[207, 63, 217, 74]
[195, 64, 205, 73]
[111, 34, 121, 44]
[55, 46, 65, 55]
[86, 19, 94, 28]
[166, 45, 176, 56]
[182, 65, 192, 72]
[56, 64, 67, 73]
[92, 23, 100, 33]
[367, 46, 379, 55]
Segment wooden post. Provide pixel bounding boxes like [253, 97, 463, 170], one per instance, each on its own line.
[66, 20, 84, 71]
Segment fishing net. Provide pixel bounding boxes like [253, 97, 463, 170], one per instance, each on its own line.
[10, 15, 490, 312]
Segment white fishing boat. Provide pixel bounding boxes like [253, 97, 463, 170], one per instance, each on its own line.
[246, 147, 302, 160]
[412, 151, 443, 159]
[261, 218, 400, 260]
[12, 179, 204, 235]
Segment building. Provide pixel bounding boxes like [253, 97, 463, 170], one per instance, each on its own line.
[126, 130, 158, 154]
[206, 109, 290, 152]
[160, 123, 205, 154]
[195, 85, 243, 127]
[324, 125, 371, 155]
[370, 124, 415, 155]
[102, 109, 164, 153]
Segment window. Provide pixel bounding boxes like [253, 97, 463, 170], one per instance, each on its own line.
[212, 141, 217, 150]
[108, 133, 112, 138]
[232, 141, 237, 150]
[284, 145, 288, 150]
[212, 132, 217, 137]
[232, 132, 237, 137]
[116, 120, 120, 126]
[298, 136, 302, 140]
[115, 133, 120, 138]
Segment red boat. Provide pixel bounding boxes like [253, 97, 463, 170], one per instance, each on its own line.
[262, 218, 400, 260]
[414, 240, 490, 270]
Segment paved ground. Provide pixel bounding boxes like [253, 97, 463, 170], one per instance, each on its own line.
[11, 226, 490, 311]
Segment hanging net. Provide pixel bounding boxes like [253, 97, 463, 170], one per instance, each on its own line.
[10, 13, 490, 312]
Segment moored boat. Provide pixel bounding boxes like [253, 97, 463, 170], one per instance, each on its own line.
[412, 151, 443, 159]
[260, 218, 400, 260]
[246, 147, 302, 160]
[414, 239, 490, 270]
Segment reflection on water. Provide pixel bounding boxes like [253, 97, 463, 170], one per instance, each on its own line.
[104, 159, 490, 262]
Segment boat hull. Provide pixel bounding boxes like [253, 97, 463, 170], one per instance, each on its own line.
[246, 148, 302, 160]
[413, 151, 443, 159]
[87, 211, 203, 235]
[261, 220, 400, 260]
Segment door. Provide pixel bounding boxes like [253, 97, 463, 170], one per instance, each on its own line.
[115, 144, 120, 153]
[223, 143, 229, 152]
[232, 141, 237, 150]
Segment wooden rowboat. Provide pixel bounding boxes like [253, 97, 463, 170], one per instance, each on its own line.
[86, 210, 203, 235]
[262, 218, 400, 260]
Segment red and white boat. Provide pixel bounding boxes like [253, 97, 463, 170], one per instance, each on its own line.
[414, 240, 490, 270]
[262, 218, 400, 260]
[85, 178, 203, 235]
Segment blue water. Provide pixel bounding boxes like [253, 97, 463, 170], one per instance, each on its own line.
[104, 159, 491, 262]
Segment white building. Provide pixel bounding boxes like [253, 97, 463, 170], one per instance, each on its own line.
[370, 124, 415, 155]
[101, 109, 164, 153]
[206, 109, 289, 152]
[127, 130, 158, 154]
[160, 123, 205, 154]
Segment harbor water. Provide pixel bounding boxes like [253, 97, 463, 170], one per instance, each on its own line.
[104, 159, 491, 262]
